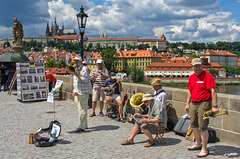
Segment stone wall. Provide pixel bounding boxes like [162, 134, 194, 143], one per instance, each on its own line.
[55, 75, 240, 146]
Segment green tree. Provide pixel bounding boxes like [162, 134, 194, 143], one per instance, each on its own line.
[57, 59, 67, 68]
[3, 41, 10, 48]
[46, 59, 57, 68]
[130, 60, 144, 82]
[100, 48, 118, 72]
[208, 68, 217, 77]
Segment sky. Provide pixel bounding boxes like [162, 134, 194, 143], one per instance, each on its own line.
[0, 0, 240, 43]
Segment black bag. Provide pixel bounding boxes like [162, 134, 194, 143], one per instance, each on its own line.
[173, 115, 190, 136]
[34, 120, 61, 147]
[208, 128, 216, 143]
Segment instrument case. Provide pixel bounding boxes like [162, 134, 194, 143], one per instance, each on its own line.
[173, 114, 190, 136]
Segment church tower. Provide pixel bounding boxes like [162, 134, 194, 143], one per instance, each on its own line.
[100, 32, 104, 38]
[52, 18, 59, 37]
[104, 32, 107, 38]
[46, 21, 50, 37]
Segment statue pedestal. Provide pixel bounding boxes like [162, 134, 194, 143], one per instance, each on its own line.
[13, 45, 24, 53]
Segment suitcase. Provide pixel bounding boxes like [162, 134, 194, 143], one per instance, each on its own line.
[173, 115, 190, 136]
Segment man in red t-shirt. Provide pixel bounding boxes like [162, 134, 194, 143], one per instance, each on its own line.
[185, 58, 218, 158]
[45, 71, 56, 92]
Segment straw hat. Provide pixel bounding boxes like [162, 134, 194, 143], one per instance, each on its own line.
[151, 78, 162, 86]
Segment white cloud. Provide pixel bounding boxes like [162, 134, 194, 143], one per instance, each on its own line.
[1, 0, 240, 43]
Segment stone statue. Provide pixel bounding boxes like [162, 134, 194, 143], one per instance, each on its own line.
[12, 18, 24, 53]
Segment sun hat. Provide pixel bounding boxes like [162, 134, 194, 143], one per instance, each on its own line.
[97, 59, 103, 64]
[74, 56, 82, 61]
[142, 93, 154, 102]
[151, 78, 162, 86]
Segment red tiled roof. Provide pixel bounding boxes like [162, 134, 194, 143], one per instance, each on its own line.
[146, 62, 225, 71]
[138, 39, 166, 42]
[202, 50, 238, 56]
[117, 50, 162, 58]
[89, 37, 139, 41]
[53, 34, 88, 40]
[46, 68, 68, 75]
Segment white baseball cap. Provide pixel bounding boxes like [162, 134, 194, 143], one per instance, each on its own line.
[74, 56, 82, 61]
[97, 59, 103, 64]
[82, 61, 87, 64]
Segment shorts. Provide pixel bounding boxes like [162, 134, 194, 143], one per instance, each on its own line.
[140, 122, 165, 133]
[111, 94, 121, 101]
[189, 100, 212, 131]
[92, 87, 105, 102]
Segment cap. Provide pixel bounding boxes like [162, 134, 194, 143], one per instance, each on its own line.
[142, 93, 154, 102]
[151, 78, 162, 86]
[74, 56, 82, 61]
[82, 61, 87, 64]
[97, 59, 103, 64]
[191, 58, 202, 66]
[109, 72, 116, 79]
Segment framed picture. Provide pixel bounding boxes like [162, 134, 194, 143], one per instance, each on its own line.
[31, 85, 38, 90]
[21, 76, 27, 83]
[42, 91, 47, 98]
[36, 92, 41, 99]
[37, 68, 44, 74]
[20, 69, 28, 74]
[20, 63, 29, 68]
[34, 76, 40, 83]
[29, 69, 36, 74]
[23, 93, 35, 100]
[22, 85, 30, 90]
[40, 75, 46, 82]
[35, 63, 44, 67]
[27, 76, 33, 83]
[39, 84, 46, 89]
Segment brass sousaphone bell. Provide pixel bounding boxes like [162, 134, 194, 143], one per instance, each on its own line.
[130, 93, 147, 111]
[66, 64, 77, 75]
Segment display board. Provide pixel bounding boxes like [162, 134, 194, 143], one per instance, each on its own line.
[16, 62, 47, 102]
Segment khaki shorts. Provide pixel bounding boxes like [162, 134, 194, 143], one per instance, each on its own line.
[140, 123, 165, 133]
[189, 100, 212, 131]
[92, 88, 105, 102]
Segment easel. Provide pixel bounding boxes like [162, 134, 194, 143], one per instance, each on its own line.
[8, 71, 17, 95]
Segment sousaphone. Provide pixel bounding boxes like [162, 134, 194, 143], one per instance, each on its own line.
[130, 93, 147, 111]
[66, 64, 77, 75]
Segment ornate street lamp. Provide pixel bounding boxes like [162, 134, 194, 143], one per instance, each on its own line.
[76, 6, 88, 60]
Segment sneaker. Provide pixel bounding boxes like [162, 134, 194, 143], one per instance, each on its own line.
[121, 139, 134, 145]
[144, 140, 155, 147]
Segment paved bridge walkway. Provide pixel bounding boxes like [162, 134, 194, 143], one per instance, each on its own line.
[0, 91, 239, 159]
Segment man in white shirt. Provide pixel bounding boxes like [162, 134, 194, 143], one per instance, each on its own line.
[151, 78, 167, 109]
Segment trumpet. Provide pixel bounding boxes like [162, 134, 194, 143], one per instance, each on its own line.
[203, 108, 228, 119]
[66, 64, 77, 75]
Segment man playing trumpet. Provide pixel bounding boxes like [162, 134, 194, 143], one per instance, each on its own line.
[185, 58, 218, 157]
[121, 93, 167, 147]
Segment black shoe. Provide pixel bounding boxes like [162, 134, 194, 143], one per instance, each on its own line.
[74, 128, 85, 132]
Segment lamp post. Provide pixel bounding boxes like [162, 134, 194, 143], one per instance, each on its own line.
[76, 6, 88, 60]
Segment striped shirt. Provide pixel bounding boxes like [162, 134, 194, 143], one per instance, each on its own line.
[73, 65, 92, 95]
[90, 68, 109, 89]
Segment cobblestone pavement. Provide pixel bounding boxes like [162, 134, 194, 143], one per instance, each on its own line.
[0, 91, 240, 159]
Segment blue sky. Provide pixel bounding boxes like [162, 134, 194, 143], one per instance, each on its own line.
[0, 0, 240, 43]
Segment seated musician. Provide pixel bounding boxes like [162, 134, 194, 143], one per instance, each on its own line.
[121, 93, 167, 147]
[101, 72, 125, 123]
